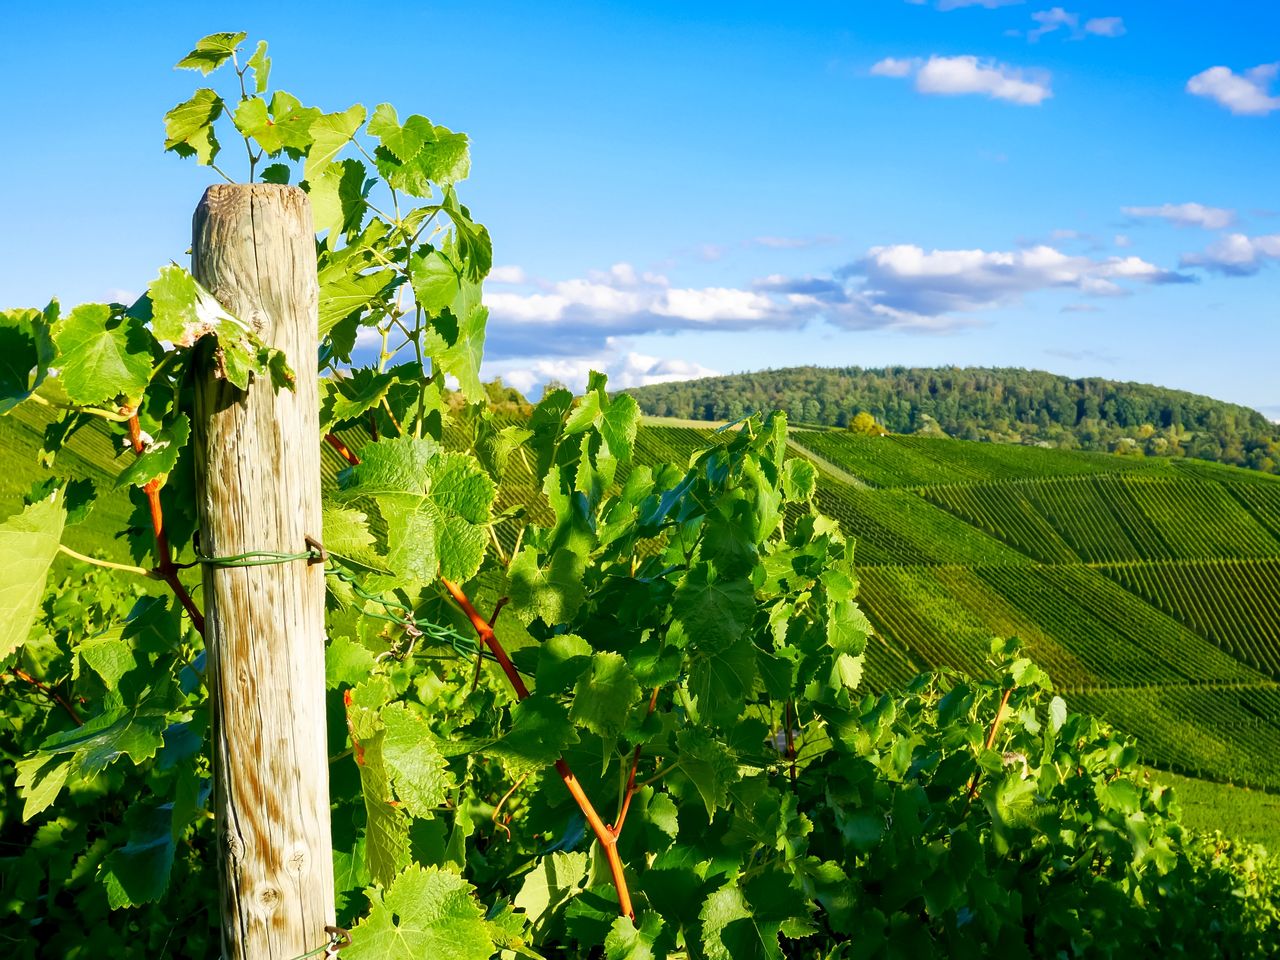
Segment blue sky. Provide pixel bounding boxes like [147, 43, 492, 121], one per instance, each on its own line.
[1, 1, 1277, 413]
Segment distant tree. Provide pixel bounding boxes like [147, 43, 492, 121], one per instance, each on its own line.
[849, 411, 887, 436]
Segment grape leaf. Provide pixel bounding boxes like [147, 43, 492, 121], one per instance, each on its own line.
[514, 851, 588, 933]
[115, 414, 189, 489]
[305, 104, 366, 180]
[687, 634, 757, 727]
[52, 303, 153, 406]
[381, 703, 453, 818]
[672, 566, 754, 651]
[508, 546, 587, 627]
[345, 864, 495, 960]
[408, 248, 461, 316]
[700, 882, 781, 960]
[175, 32, 245, 74]
[99, 800, 178, 908]
[675, 729, 739, 820]
[0, 498, 66, 660]
[246, 40, 270, 93]
[14, 755, 70, 821]
[489, 696, 578, 777]
[368, 103, 471, 196]
[307, 158, 369, 241]
[571, 653, 641, 742]
[0, 305, 55, 413]
[605, 913, 666, 960]
[38, 706, 167, 775]
[163, 88, 224, 164]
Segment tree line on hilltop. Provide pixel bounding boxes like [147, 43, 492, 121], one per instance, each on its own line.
[620, 366, 1280, 474]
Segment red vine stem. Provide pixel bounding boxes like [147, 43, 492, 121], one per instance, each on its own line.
[128, 416, 205, 634]
[441, 576, 635, 920]
[613, 685, 660, 838]
[325, 432, 360, 466]
[328, 433, 636, 919]
[966, 685, 1015, 801]
[9, 667, 83, 726]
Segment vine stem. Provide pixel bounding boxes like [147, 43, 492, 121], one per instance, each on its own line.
[440, 577, 636, 920]
[9, 667, 82, 726]
[613, 685, 660, 838]
[57, 544, 157, 579]
[966, 685, 1015, 802]
[128, 415, 205, 634]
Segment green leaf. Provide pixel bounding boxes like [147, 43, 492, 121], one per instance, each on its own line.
[52, 303, 152, 406]
[381, 703, 453, 818]
[514, 851, 588, 933]
[14, 754, 70, 821]
[100, 801, 178, 908]
[116, 414, 189, 489]
[327, 369, 399, 427]
[600, 393, 640, 462]
[687, 635, 757, 727]
[676, 729, 739, 820]
[163, 88, 224, 164]
[267, 91, 322, 157]
[326, 635, 377, 689]
[535, 633, 593, 695]
[246, 39, 270, 92]
[322, 506, 391, 574]
[175, 32, 246, 73]
[826, 599, 870, 656]
[1049, 695, 1067, 734]
[672, 566, 754, 652]
[0, 498, 66, 660]
[700, 882, 781, 960]
[489, 696, 578, 777]
[307, 158, 368, 239]
[78, 632, 140, 689]
[508, 547, 587, 627]
[782, 459, 817, 501]
[232, 96, 287, 154]
[570, 653, 641, 742]
[38, 706, 167, 775]
[346, 864, 495, 960]
[305, 104, 366, 180]
[368, 103, 471, 196]
[605, 912, 666, 960]
[346, 682, 411, 885]
[0, 305, 55, 413]
[408, 248, 461, 316]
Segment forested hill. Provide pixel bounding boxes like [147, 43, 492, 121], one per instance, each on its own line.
[622, 366, 1280, 474]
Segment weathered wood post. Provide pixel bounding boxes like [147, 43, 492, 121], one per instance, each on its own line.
[191, 184, 335, 959]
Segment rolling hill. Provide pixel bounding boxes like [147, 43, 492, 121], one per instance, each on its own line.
[622, 366, 1280, 475]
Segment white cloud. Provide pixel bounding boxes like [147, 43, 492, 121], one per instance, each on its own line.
[491, 349, 720, 399]
[935, 0, 1023, 9]
[1113, 233, 1132, 248]
[870, 57, 917, 78]
[1084, 16, 1125, 37]
[481, 242, 1189, 363]
[1122, 202, 1236, 230]
[843, 243, 1187, 315]
[875, 55, 1052, 105]
[1187, 63, 1280, 116]
[1181, 233, 1280, 275]
[488, 265, 526, 284]
[1028, 7, 1077, 42]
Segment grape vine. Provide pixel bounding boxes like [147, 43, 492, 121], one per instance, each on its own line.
[0, 32, 1277, 959]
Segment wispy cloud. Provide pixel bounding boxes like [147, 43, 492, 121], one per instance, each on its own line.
[481, 243, 1190, 362]
[750, 235, 840, 250]
[1187, 63, 1280, 116]
[871, 55, 1052, 105]
[1181, 233, 1280, 275]
[487, 265, 527, 284]
[1028, 7, 1077, 42]
[1122, 203, 1236, 230]
[906, 0, 1025, 9]
[1083, 16, 1125, 37]
[488, 349, 720, 399]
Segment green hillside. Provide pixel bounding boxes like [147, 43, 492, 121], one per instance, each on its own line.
[622, 366, 1280, 475]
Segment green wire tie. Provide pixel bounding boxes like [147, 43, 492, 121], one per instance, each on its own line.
[194, 535, 328, 569]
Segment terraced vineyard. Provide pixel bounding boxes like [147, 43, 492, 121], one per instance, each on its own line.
[785, 428, 1280, 791]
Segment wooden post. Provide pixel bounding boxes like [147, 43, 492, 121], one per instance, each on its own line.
[191, 184, 335, 960]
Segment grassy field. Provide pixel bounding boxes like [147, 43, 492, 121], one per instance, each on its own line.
[7, 409, 1280, 837]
